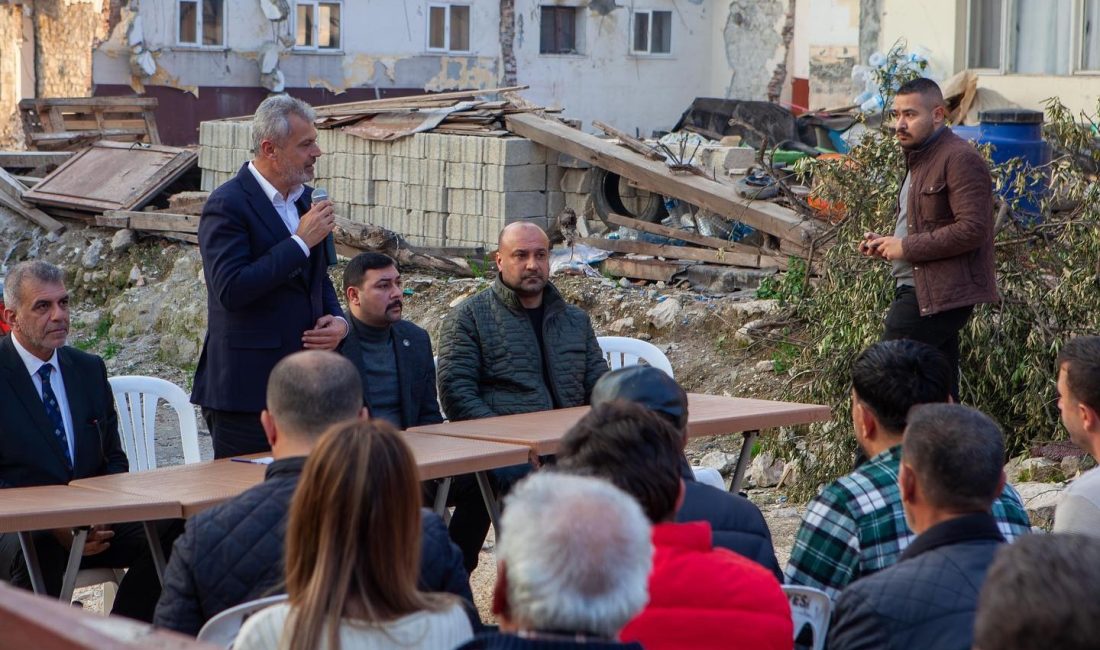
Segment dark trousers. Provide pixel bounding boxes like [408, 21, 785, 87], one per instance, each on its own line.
[202, 408, 269, 459]
[445, 463, 534, 574]
[882, 285, 974, 400]
[0, 519, 184, 622]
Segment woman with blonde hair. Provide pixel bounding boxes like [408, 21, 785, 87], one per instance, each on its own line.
[234, 420, 474, 650]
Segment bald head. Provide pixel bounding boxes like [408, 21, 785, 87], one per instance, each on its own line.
[266, 350, 363, 438]
[495, 221, 550, 306]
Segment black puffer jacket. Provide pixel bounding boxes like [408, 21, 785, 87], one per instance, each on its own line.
[678, 479, 781, 579]
[437, 278, 608, 421]
[827, 513, 1005, 650]
[153, 456, 475, 636]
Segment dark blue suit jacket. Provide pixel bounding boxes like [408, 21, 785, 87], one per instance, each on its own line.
[191, 163, 341, 413]
[0, 335, 128, 488]
[338, 314, 444, 429]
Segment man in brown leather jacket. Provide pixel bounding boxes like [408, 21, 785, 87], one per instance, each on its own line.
[860, 78, 999, 398]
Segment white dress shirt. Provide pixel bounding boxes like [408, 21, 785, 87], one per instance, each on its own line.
[11, 334, 75, 460]
[247, 161, 311, 258]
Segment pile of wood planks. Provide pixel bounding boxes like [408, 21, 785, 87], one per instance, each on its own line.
[19, 97, 160, 151]
[311, 85, 556, 139]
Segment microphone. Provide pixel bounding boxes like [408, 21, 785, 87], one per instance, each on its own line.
[310, 187, 338, 267]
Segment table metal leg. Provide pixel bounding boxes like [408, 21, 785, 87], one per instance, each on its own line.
[729, 430, 759, 494]
[474, 471, 502, 537]
[143, 521, 167, 586]
[59, 527, 89, 603]
[17, 531, 48, 596]
[433, 477, 453, 518]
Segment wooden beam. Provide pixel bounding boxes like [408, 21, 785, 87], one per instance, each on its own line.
[0, 151, 73, 169]
[312, 85, 531, 117]
[578, 237, 786, 270]
[19, 97, 158, 108]
[592, 121, 665, 161]
[0, 179, 65, 233]
[504, 113, 817, 250]
[604, 212, 761, 255]
[0, 167, 28, 202]
[599, 257, 685, 282]
[101, 210, 200, 234]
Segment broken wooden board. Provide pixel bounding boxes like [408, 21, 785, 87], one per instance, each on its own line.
[505, 113, 817, 252]
[604, 212, 766, 256]
[599, 257, 686, 283]
[0, 151, 73, 170]
[19, 96, 160, 151]
[593, 121, 665, 161]
[97, 210, 200, 234]
[0, 188, 65, 233]
[23, 142, 197, 214]
[578, 237, 786, 270]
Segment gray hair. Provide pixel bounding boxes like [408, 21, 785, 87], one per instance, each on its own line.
[265, 351, 363, 437]
[498, 472, 652, 637]
[3, 261, 64, 310]
[251, 94, 317, 154]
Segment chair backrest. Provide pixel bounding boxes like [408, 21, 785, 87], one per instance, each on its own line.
[197, 594, 288, 648]
[108, 375, 200, 471]
[596, 336, 674, 378]
[783, 585, 832, 650]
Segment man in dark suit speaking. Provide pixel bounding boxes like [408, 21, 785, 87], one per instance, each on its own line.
[192, 94, 347, 457]
[0, 261, 163, 619]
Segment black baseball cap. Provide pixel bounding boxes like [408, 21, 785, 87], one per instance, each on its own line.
[590, 366, 688, 432]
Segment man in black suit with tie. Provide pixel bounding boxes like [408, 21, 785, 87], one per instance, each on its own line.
[191, 94, 347, 458]
[339, 252, 444, 429]
[0, 261, 165, 619]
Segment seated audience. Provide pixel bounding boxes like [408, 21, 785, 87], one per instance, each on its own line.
[436, 221, 608, 571]
[828, 404, 1011, 650]
[785, 340, 1031, 598]
[590, 365, 781, 577]
[155, 351, 473, 635]
[0, 261, 173, 621]
[235, 420, 474, 650]
[557, 401, 792, 650]
[1053, 336, 1100, 536]
[973, 534, 1100, 650]
[458, 472, 652, 649]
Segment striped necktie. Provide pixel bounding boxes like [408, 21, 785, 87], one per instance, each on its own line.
[37, 364, 72, 470]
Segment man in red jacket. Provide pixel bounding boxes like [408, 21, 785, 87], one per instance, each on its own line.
[860, 78, 998, 399]
[558, 401, 793, 650]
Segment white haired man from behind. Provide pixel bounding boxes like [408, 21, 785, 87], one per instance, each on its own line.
[456, 472, 652, 649]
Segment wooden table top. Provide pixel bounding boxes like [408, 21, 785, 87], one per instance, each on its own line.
[0, 484, 181, 533]
[410, 393, 832, 455]
[71, 457, 269, 518]
[400, 431, 530, 480]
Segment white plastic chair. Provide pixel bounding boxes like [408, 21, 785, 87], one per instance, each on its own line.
[597, 336, 674, 378]
[108, 375, 201, 471]
[198, 594, 288, 648]
[783, 585, 832, 650]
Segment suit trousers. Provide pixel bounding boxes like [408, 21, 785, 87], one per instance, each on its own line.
[202, 408, 269, 459]
[882, 285, 974, 401]
[0, 518, 183, 622]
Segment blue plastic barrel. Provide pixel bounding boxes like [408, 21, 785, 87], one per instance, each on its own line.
[952, 109, 1050, 218]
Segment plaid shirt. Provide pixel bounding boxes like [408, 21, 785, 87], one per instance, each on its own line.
[785, 445, 1031, 599]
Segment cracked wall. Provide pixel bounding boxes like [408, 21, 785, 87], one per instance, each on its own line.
[719, 0, 787, 101]
[34, 0, 113, 98]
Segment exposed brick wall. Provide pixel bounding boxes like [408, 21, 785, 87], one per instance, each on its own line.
[0, 5, 25, 148]
[33, 0, 110, 98]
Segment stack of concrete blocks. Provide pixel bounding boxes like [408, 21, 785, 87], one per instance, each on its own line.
[197, 119, 614, 248]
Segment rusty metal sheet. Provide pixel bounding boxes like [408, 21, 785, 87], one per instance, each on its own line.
[340, 101, 478, 141]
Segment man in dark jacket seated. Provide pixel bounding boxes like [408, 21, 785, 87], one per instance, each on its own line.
[154, 351, 475, 635]
[457, 472, 650, 650]
[590, 365, 781, 578]
[828, 403, 1012, 650]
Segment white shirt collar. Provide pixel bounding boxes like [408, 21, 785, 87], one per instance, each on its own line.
[10, 332, 61, 381]
[247, 161, 305, 206]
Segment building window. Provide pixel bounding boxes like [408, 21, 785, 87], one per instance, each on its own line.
[296, 1, 341, 50]
[632, 10, 672, 55]
[428, 4, 471, 52]
[540, 6, 579, 54]
[967, 0, 1097, 74]
[178, 0, 224, 46]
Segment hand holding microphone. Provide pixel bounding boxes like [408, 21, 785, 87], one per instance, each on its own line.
[295, 187, 335, 248]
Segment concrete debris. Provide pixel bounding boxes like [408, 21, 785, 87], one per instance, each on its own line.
[748, 451, 785, 488]
[81, 239, 103, 269]
[1013, 482, 1066, 530]
[647, 297, 682, 330]
[259, 0, 290, 21]
[110, 229, 135, 253]
[697, 450, 739, 476]
[1019, 457, 1062, 483]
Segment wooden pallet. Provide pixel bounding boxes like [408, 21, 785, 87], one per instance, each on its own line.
[19, 97, 160, 151]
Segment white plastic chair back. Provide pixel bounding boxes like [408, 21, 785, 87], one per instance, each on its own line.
[197, 594, 288, 648]
[597, 336, 674, 377]
[691, 466, 726, 490]
[783, 585, 832, 650]
[108, 375, 200, 471]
